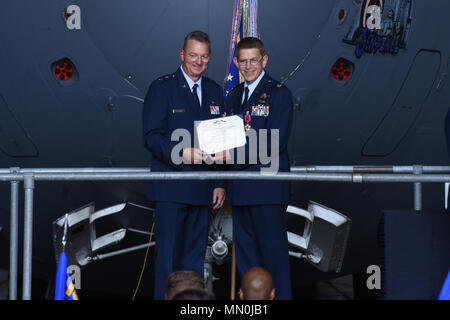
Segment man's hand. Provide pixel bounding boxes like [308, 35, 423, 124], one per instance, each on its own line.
[212, 188, 226, 210]
[208, 150, 231, 164]
[182, 148, 206, 164]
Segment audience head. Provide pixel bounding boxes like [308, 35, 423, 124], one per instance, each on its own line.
[172, 289, 215, 300]
[239, 266, 275, 300]
[165, 270, 205, 300]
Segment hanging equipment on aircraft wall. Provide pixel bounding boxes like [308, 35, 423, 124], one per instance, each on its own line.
[342, 0, 413, 59]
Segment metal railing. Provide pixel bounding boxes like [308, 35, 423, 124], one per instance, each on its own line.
[2, 164, 450, 300]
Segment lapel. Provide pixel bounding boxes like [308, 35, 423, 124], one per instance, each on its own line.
[201, 79, 209, 119]
[233, 83, 245, 114]
[176, 67, 201, 117]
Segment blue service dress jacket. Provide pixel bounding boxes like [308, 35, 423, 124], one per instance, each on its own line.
[225, 72, 293, 206]
[142, 67, 225, 205]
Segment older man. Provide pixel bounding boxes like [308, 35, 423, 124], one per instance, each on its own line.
[226, 37, 293, 299]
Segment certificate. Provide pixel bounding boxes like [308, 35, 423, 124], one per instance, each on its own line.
[195, 115, 246, 154]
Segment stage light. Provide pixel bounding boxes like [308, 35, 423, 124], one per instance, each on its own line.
[287, 201, 352, 273]
[53, 202, 134, 267]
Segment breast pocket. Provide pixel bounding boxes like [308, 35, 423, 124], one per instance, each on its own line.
[168, 107, 193, 131]
[249, 115, 268, 131]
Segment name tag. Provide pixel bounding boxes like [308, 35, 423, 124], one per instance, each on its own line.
[172, 108, 186, 114]
[251, 105, 269, 117]
[210, 106, 220, 115]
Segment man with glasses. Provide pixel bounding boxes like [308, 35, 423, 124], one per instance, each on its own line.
[142, 30, 226, 299]
[225, 37, 293, 299]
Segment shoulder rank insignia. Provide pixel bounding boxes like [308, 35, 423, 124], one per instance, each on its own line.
[159, 73, 175, 81]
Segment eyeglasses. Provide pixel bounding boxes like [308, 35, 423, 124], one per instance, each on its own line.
[237, 56, 264, 66]
[187, 53, 210, 62]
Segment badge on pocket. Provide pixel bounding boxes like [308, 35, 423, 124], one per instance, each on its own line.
[172, 108, 186, 114]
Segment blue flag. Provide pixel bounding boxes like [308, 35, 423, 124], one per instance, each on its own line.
[438, 270, 450, 300]
[224, 1, 243, 102]
[54, 252, 79, 300]
[224, 0, 259, 103]
[224, 33, 242, 101]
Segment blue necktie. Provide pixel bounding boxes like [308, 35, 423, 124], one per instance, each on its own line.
[241, 86, 249, 110]
[192, 84, 200, 108]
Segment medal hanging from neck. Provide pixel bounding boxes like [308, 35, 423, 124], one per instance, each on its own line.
[244, 111, 251, 131]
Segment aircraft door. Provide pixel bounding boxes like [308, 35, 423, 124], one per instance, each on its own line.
[362, 50, 441, 156]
